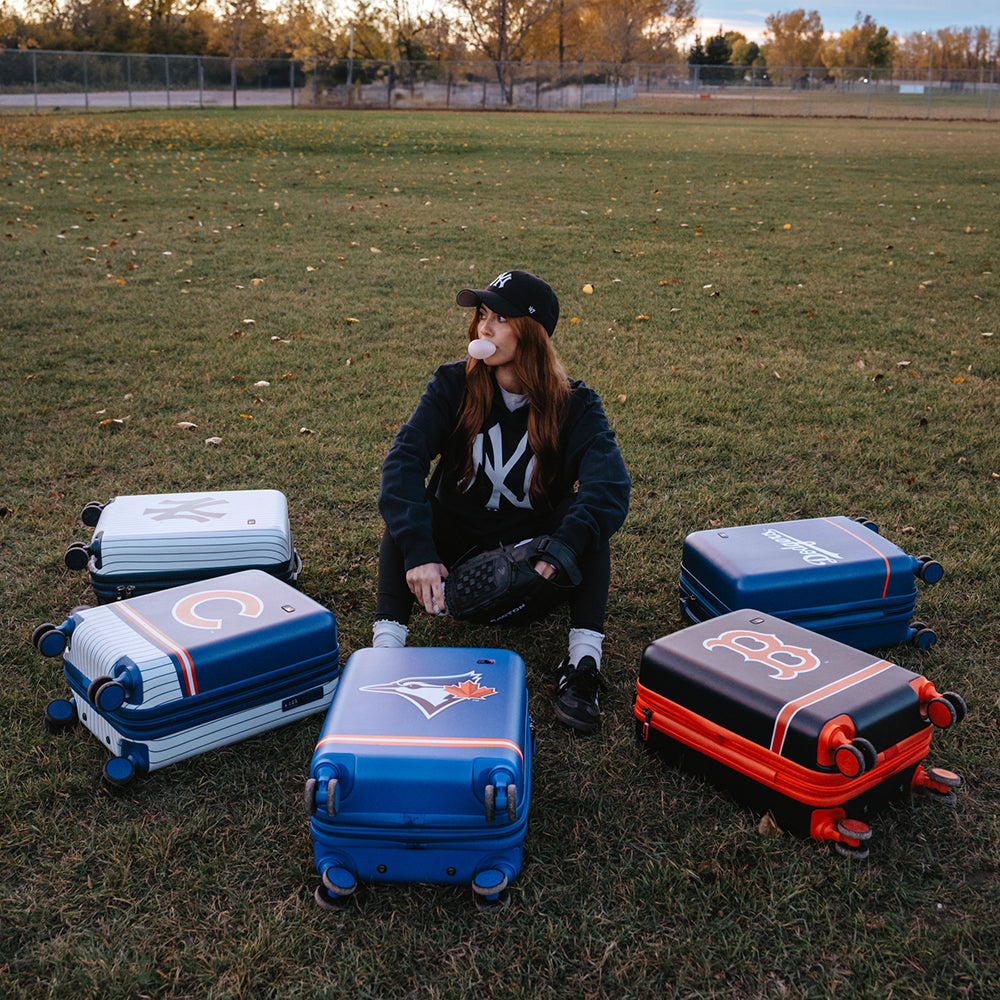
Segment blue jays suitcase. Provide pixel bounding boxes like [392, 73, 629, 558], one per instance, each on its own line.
[63, 490, 301, 603]
[36, 570, 339, 787]
[634, 610, 966, 858]
[678, 516, 944, 650]
[305, 647, 532, 911]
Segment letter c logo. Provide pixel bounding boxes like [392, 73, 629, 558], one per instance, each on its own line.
[171, 590, 264, 630]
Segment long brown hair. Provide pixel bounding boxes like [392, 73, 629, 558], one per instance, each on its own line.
[452, 312, 570, 507]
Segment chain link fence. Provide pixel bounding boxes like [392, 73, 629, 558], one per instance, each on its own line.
[2, 48, 998, 119]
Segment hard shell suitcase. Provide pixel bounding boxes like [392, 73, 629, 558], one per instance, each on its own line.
[37, 570, 339, 787]
[634, 610, 966, 857]
[678, 515, 944, 650]
[63, 490, 301, 603]
[305, 647, 532, 910]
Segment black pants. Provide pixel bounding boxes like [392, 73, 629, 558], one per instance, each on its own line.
[375, 525, 611, 633]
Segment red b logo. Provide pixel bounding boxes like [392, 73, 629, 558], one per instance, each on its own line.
[703, 630, 821, 681]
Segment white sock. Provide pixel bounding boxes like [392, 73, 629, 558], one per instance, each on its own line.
[568, 628, 604, 670]
[372, 620, 408, 648]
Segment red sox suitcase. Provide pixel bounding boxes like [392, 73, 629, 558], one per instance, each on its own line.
[305, 647, 532, 911]
[634, 610, 966, 857]
[36, 570, 339, 787]
[678, 515, 944, 650]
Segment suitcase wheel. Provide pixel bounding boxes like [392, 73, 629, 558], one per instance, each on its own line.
[102, 756, 137, 790]
[834, 738, 878, 778]
[472, 868, 510, 912]
[320, 866, 357, 898]
[941, 691, 968, 724]
[86, 675, 114, 706]
[833, 817, 872, 860]
[304, 777, 339, 817]
[916, 765, 962, 805]
[93, 680, 127, 713]
[303, 778, 318, 816]
[32, 623, 57, 649]
[926, 696, 960, 729]
[851, 517, 879, 534]
[64, 542, 91, 571]
[912, 627, 937, 650]
[44, 698, 78, 734]
[916, 556, 944, 585]
[81, 501, 105, 528]
[314, 885, 350, 912]
[484, 781, 517, 824]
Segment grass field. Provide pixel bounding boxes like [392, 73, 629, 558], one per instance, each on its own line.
[2, 109, 998, 999]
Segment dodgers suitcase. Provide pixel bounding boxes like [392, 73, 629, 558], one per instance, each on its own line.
[678, 515, 944, 650]
[63, 489, 302, 603]
[634, 610, 966, 858]
[305, 647, 532, 911]
[36, 570, 339, 787]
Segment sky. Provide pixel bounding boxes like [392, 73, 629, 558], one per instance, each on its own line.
[691, 2, 995, 43]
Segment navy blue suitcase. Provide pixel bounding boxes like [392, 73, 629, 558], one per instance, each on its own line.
[635, 610, 965, 857]
[678, 516, 944, 650]
[63, 490, 301, 603]
[305, 647, 532, 911]
[36, 570, 339, 787]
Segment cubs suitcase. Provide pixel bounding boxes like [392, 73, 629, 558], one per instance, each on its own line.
[678, 515, 944, 650]
[634, 610, 965, 857]
[305, 647, 532, 911]
[63, 490, 301, 603]
[36, 569, 339, 787]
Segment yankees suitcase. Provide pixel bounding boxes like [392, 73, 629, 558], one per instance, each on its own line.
[63, 490, 301, 603]
[678, 515, 944, 650]
[36, 570, 339, 787]
[305, 647, 532, 911]
[634, 610, 966, 857]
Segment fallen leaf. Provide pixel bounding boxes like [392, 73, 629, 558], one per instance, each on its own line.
[251, 278, 264, 286]
[242, 318, 256, 325]
[758, 813, 783, 838]
[299, 427, 315, 435]
[205, 436, 223, 446]
[239, 414, 254, 420]
[582, 284, 594, 294]
[176, 421, 198, 429]
[617, 394, 627, 403]
[254, 380, 271, 387]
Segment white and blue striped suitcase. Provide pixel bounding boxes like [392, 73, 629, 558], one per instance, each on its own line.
[37, 570, 339, 787]
[63, 490, 301, 603]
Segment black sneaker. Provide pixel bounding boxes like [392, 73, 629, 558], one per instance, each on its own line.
[553, 656, 606, 734]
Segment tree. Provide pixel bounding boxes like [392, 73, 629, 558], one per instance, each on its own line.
[581, 0, 695, 66]
[820, 14, 893, 70]
[762, 8, 824, 81]
[451, 0, 556, 101]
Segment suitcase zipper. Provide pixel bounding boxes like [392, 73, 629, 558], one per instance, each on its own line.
[641, 707, 652, 742]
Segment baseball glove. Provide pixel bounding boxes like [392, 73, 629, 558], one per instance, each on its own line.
[443, 536, 582, 625]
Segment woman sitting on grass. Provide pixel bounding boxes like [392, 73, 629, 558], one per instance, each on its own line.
[373, 269, 630, 734]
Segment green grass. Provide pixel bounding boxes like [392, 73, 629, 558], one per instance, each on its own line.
[2, 109, 998, 999]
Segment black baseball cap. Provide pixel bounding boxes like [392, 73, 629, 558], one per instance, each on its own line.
[456, 270, 559, 337]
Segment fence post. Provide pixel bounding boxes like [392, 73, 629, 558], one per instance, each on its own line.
[750, 65, 756, 115]
[164, 54, 170, 109]
[231, 59, 237, 109]
[127, 53, 132, 109]
[289, 60, 295, 107]
[83, 51, 89, 112]
[32, 50, 38, 114]
[198, 57, 203, 109]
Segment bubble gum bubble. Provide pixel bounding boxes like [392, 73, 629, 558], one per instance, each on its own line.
[468, 339, 497, 359]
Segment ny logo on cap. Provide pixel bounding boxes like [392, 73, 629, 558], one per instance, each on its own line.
[491, 271, 514, 289]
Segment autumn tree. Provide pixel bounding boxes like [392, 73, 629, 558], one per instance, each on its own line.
[727, 30, 762, 68]
[821, 13, 893, 70]
[580, 0, 694, 66]
[451, 0, 556, 100]
[762, 8, 824, 81]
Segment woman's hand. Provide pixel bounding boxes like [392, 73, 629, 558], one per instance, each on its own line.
[534, 560, 556, 580]
[406, 562, 449, 615]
